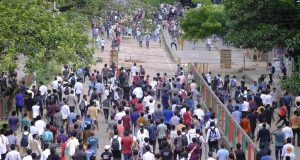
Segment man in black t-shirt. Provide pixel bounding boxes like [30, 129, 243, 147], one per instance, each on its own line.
[160, 142, 173, 160]
[234, 143, 246, 160]
[101, 145, 113, 160]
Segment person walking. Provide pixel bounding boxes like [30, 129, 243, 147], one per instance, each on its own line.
[206, 121, 221, 153]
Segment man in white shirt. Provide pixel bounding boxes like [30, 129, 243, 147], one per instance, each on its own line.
[281, 138, 295, 159]
[241, 97, 249, 116]
[110, 131, 122, 159]
[66, 133, 79, 158]
[5, 144, 21, 160]
[32, 103, 40, 120]
[260, 92, 267, 106]
[177, 72, 186, 84]
[190, 80, 197, 92]
[39, 81, 48, 96]
[74, 80, 83, 103]
[115, 108, 126, 121]
[40, 144, 51, 160]
[264, 92, 273, 106]
[193, 104, 204, 121]
[60, 100, 70, 123]
[51, 77, 59, 90]
[34, 116, 46, 136]
[282, 123, 293, 140]
[132, 86, 143, 99]
[206, 122, 221, 153]
[0, 129, 9, 157]
[22, 149, 33, 160]
[142, 145, 155, 160]
[206, 72, 212, 86]
[131, 63, 138, 77]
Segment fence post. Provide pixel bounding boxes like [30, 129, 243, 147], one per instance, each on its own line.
[221, 107, 225, 130]
[229, 118, 234, 142]
[0, 98, 3, 120]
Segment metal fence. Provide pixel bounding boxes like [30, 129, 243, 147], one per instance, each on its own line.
[188, 63, 258, 160]
[0, 73, 33, 120]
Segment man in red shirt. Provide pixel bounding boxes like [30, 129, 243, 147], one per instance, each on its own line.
[121, 131, 133, 160]
[122, 110, 131, 132]
[130, 95, 138, 108]
[183, 107, 192, 128]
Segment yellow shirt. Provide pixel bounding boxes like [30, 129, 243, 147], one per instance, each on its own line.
[87, 106, 98, 120]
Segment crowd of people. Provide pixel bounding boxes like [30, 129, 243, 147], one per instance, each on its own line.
[201, 67, 299, 159]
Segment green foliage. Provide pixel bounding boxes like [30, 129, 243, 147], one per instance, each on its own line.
[144, 0, 177, 7]
[0, 0, 93, 74]
[224, 0, 300, 53]
[280, 72, 300, 94]
[192, 0, 212, 5]
[56, 0, 108, 15]
[180, 4, 225, 40]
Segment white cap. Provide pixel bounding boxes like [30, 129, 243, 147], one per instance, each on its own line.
[105, 145, 110, 150]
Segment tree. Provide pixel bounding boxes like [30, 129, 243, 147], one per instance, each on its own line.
[0, 0, 94, 111]
[180, 4, 226, 40]
[224, 0, 300, 53]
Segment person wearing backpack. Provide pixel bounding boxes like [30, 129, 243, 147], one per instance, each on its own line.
[20, 126, 32, 156]
[110, 130, 122, 160]
[79, 95, 88, 118]
[173, 130, 183, 159]
[206, 121, 221, 153]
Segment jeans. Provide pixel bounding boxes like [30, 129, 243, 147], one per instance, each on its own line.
[275, 146, 283, 160]
[123, 153, 132, 160]
[260, 141, 269, 151]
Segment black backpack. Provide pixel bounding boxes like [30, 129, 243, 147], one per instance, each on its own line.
[20, 133, 29, 147]
[181, 134, 188, 147]
[64, 87, 70, 95]
[174, 136, 183, 151]
[111, 137, 120, 151]
[79, 100, 86, 110]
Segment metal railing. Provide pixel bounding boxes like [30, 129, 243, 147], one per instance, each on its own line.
[188, 63, 258, 160]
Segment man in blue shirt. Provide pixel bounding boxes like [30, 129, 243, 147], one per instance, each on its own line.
[67, 107, 77, 125]
[261, 149, 272, 160]
[42, 124, 54, 144]
[87, 132, 99, 154]
[163, 107, 174, 124]
[130, 108, 139, 131]
[146, 119, 157, 153]
[283, 92, 292, 118]
[161, 91, 170, 110]
[216, 144, 229, 160]
[86, 144, 96, 160]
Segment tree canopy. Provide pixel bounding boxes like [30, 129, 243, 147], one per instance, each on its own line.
[224, 0, 300, 54]
[0, 0, 94, 74]
[180, 4, 225, 40]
